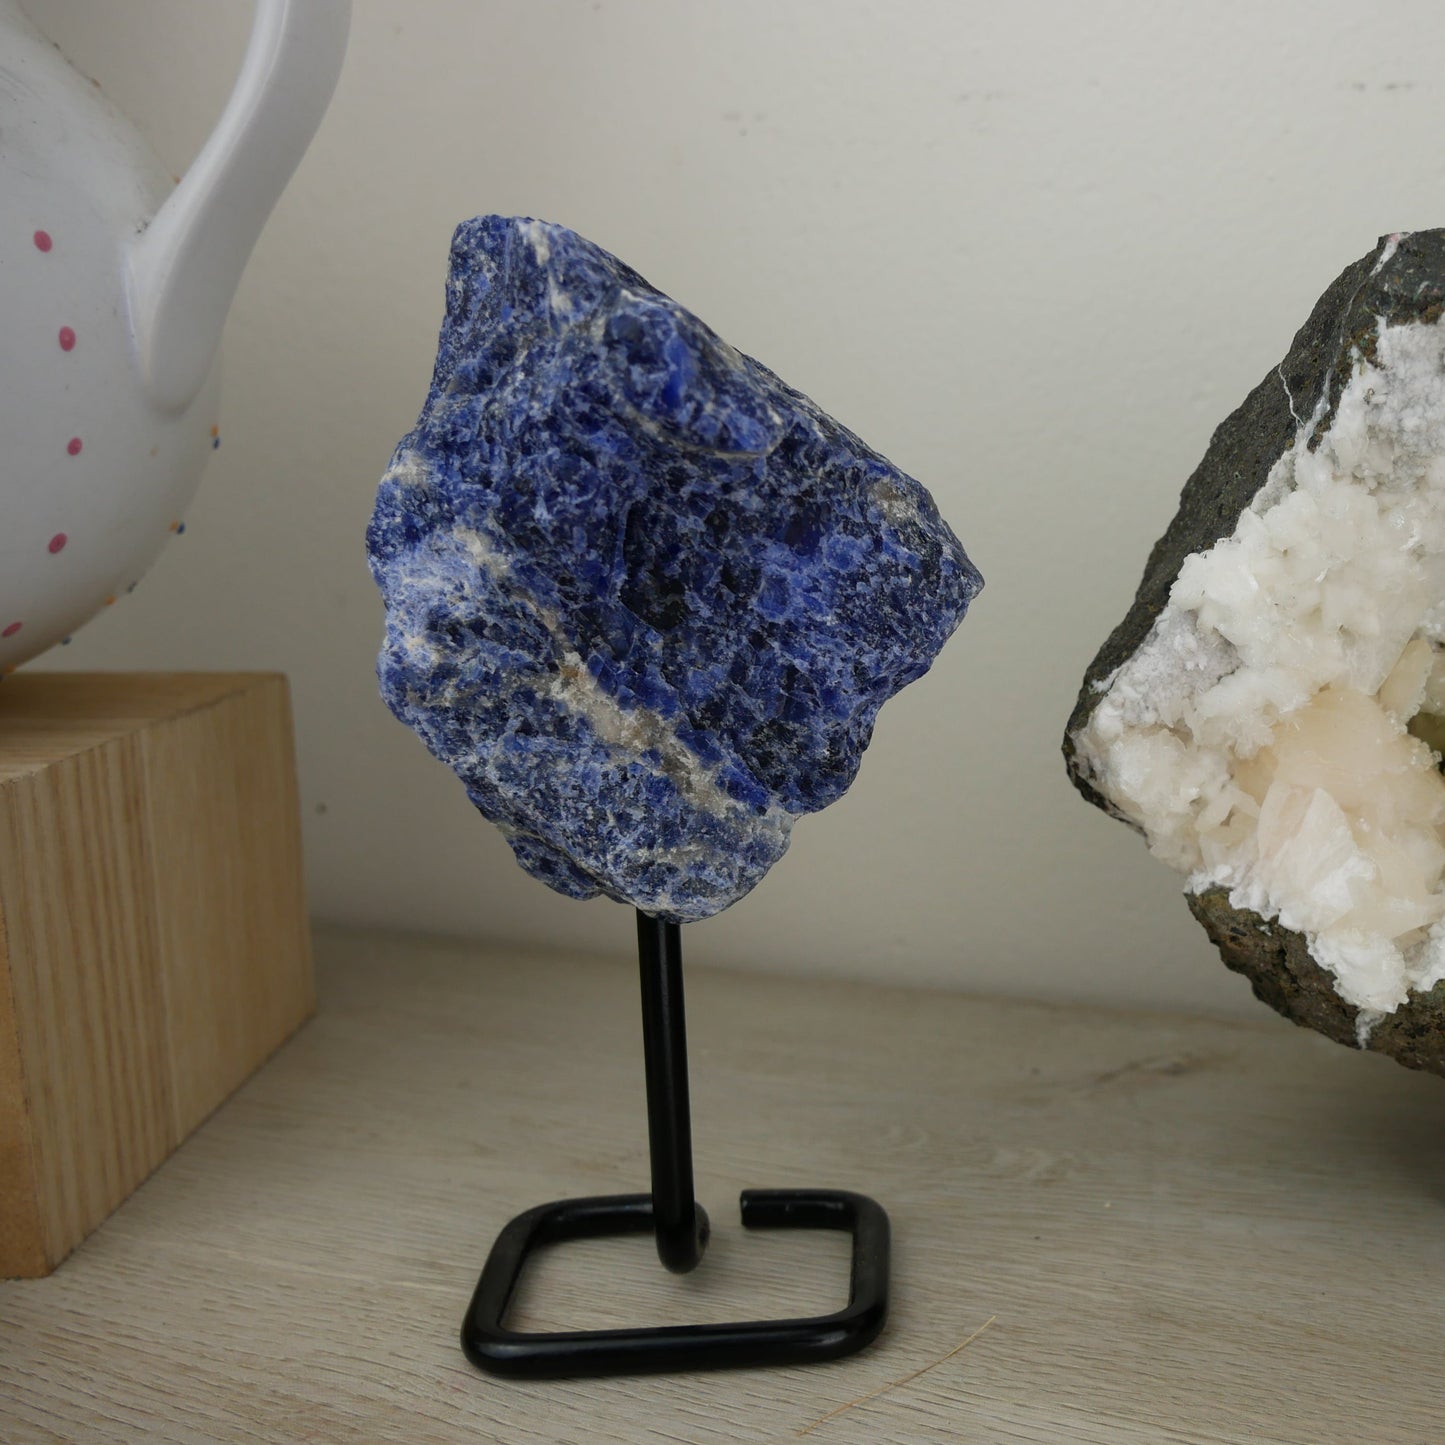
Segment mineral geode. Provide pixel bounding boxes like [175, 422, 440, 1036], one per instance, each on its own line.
[368, 216, 980, 923]
[1065, 230, 1445, 1075]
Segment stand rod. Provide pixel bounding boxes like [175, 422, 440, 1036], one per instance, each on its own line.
[636, 910, 710, 1273]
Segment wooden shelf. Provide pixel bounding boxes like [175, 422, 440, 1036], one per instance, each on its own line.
[4, 925, 1444, 1442]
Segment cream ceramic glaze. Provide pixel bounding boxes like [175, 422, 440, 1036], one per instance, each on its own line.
[0, 0, 349, 668]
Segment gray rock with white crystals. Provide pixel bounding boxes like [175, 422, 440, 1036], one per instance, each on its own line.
[1066, 231, 1445, 1075]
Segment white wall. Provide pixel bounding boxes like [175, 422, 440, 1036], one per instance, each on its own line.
[23, 0, 1445, 1014]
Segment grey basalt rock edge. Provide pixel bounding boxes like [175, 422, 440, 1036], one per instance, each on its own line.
[1064, 231, 1445, 1076]
[1187, 887, 1445, 1074]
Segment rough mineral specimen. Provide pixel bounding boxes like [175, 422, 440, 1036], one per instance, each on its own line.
[369, 216, 981, 923]
[1065, 230, 1445, 1075]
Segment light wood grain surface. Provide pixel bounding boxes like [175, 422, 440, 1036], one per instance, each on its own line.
[0, 674, 313, 1277]
[3, 924, 1445, 1443]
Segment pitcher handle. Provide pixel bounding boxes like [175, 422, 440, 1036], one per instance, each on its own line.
[128, 0, 351, 412]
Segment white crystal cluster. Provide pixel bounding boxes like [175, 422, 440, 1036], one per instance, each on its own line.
[1077, 315, 1445, 1014]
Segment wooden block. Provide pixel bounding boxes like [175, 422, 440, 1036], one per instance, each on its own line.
[0, 673, 314, 1277]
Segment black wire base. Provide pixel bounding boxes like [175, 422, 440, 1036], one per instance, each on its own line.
[461, 1188, 889, 1378]
[459, 911, 892, 1380]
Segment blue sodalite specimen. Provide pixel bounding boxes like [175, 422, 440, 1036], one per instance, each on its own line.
[367, 216, 982, 922]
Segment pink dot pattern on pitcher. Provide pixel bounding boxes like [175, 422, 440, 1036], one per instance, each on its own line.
[13, 221, 182, 647]
[36, 236, 78, 580]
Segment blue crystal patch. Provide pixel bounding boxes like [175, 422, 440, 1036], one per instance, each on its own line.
[368, 217, 981, 921]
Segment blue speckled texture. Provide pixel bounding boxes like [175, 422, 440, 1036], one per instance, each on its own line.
[367, 217, 982, 922]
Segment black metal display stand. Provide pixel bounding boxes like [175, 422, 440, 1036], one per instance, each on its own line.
[461, 909, 892, 1378]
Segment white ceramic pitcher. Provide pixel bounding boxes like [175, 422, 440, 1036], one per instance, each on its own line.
[0, 0, 350, 669]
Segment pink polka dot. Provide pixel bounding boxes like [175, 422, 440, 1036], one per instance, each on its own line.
[66, 437, 82, 456]
[33, 230, 52, 252]
[2, 622, 21, 638]
[58, 326, 75, 351]
[48, 533, 67, 554]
